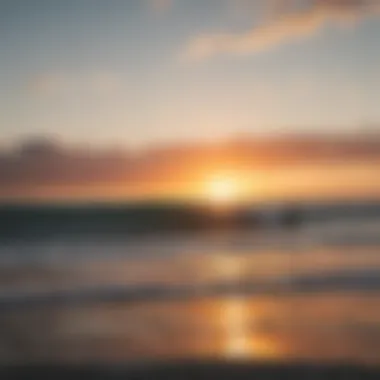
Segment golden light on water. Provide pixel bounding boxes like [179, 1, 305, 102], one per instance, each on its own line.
[224, 297, 251, 359]
[210, 255, 280, 360]
[213, 255, 251, 359]
[221, 297, 282, 361]
[211, 256, 250, 358]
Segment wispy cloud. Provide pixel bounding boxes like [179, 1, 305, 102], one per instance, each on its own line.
[182, 0, 380, 61]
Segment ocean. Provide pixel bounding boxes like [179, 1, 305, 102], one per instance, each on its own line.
[0, 201, 379, 365]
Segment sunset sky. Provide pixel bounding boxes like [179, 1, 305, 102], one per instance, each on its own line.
[0, 0, 379, 202]
[1, 0, 380, 148]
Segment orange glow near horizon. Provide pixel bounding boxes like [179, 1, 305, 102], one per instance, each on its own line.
[3, 160, 380, 204]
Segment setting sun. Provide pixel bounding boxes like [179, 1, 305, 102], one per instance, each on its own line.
[207, 176, 239, 203]
[206, 175, 241, 204]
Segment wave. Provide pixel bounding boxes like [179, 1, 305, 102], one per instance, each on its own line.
[1, 200, 380, 242]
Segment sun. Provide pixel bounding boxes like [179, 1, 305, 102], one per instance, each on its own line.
[205, 174, 241, 204]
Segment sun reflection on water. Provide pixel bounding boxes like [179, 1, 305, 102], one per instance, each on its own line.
[224, 296, 250, 359]
[221, 296, 281, 361]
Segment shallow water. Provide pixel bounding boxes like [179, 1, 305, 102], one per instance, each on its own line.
[0, 214, 379, 365]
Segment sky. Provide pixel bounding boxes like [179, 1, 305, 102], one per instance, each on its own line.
[1, 0, 380, 149]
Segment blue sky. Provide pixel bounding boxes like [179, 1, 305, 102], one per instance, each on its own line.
[1, 0, 380, 148]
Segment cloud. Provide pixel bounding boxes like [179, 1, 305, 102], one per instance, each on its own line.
[149, 0, 173, 13]
[29, 71, 122, 98]
[29, 74, 70, 97]
[182, 0, 380, 61]
[1, 135, 380, 202]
